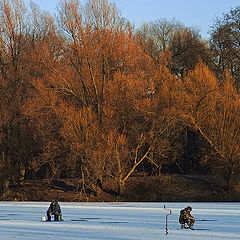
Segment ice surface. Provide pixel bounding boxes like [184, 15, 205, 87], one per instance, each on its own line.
[0, 201, 239, 239]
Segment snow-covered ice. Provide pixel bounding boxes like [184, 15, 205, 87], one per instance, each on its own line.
[0, 201, 240, 239]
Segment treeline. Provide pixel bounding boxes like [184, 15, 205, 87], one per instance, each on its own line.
[0, 0, 240, 199]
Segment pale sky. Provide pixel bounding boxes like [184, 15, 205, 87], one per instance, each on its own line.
[26, 0, 239, 39]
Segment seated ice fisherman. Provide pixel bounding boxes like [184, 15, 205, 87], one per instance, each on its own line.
[179, 206, 195, 230]
[46, 199, 62, 221]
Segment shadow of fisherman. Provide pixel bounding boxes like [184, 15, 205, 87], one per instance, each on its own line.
[46, 199, 63, 221]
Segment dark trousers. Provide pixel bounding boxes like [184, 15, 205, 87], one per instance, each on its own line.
[47, 211, 60, 221]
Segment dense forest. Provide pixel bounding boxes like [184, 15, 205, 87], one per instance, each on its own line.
[0, 0, 240, 201]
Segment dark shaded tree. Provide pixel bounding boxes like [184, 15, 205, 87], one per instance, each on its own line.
[209, 6, 240, 87]
[169, 28, 213, 78]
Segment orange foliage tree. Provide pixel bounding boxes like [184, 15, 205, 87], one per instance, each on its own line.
[0, 0, 35, 188]
[178, 61, 240, 191]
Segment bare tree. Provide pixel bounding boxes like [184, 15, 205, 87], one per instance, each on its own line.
[137, 19, 183, 64]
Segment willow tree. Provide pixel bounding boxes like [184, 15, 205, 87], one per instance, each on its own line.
[180, 61, 240, 192]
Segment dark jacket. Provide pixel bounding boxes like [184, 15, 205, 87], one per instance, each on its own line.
[47, 200, 61, 214]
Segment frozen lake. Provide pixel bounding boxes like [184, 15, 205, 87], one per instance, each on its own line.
[0, 201, 239, 239]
